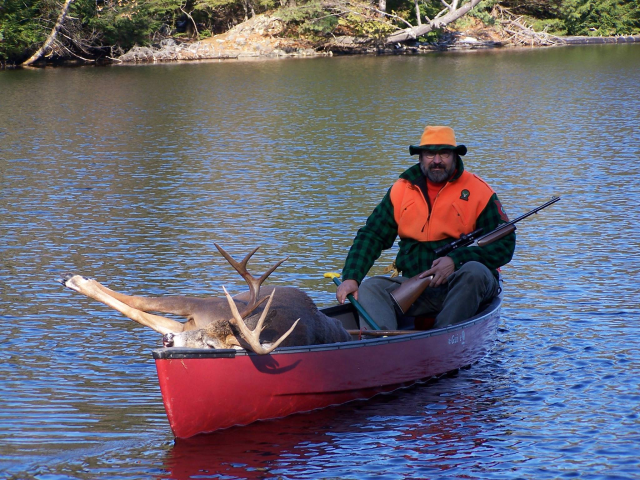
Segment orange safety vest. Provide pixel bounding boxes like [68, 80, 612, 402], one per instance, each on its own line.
[390, 170, 495, 242]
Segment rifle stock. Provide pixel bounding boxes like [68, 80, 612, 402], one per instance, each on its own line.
[390, 274, 434, 314]
[389, 196, 559, 316]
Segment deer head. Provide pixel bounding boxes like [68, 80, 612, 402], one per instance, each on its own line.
[162, 288, 300, 353]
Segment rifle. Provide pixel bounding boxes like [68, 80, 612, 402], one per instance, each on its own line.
[390, 196, 560, 314]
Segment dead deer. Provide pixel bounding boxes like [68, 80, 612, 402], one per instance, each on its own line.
[58, 244, 352, 354]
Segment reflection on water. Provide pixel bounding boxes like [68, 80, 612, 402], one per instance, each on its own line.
[164, 373, 497, 480]
[1, 44, 639, 479]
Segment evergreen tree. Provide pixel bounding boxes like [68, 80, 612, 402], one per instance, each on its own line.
[560, 0, 640, 35]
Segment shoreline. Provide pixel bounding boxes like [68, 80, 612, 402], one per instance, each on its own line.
[10, 13, 640, 68]
[116, 20, 640, 65]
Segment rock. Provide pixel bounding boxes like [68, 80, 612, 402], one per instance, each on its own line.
[160, 38, 177, 47]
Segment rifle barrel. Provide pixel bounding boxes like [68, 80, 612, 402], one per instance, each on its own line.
[477, 196, 561, 240]
[507, 196, 561, 225]
[434, 196, 559, 257]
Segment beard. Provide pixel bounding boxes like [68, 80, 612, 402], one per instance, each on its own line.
[420, 160, 456, 183]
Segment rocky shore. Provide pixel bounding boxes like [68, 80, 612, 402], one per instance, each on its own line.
[118, 14, 640, 64]
[119, 16, 322, 63]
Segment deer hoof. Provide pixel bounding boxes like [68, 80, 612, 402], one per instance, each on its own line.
[56, 273, 77, 287]
[57, 274, 91, 292]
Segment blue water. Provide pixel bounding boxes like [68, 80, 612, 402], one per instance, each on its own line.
[1, 44, 639, 479]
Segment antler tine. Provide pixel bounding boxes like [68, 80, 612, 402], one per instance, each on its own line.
[223, 286, 299, 355]
[256, 256, 289, 286]
[214, 243, 259, 274]
[214, 243, 288, 308]
[238, 295, 269, 319]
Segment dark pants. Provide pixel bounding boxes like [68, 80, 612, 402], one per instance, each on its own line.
[356, 261, 499, 330]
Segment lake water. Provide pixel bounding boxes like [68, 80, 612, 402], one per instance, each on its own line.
[1, 44, 639, 479]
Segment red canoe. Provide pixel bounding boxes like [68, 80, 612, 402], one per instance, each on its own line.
[152, 295, 501, 438]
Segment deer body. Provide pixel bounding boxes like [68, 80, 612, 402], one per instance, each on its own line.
[59, 245, 352, 353]
[165, 286, 351, 349]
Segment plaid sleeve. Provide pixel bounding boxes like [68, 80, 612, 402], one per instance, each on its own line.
[447, 193, 516, 271]
[341, 189, 398, 284]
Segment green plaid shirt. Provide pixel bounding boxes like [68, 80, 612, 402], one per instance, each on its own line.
[342, 159, 516, 283]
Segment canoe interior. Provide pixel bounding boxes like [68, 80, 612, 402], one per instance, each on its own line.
[152, 295, 501, 359]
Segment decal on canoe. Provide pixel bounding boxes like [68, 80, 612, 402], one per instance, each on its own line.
[448, 330, 466, 346]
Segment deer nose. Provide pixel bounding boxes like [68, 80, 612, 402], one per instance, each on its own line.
[163, 333, 174, 347]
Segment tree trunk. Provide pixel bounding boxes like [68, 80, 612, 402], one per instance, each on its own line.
[385, 0, 482, 44]
[180, 6, 199, 39]
[242, 1, 248, 21]
[378, 0, 386, 14]
[22, 0, 74, 66]
[414, 0, 422, 26]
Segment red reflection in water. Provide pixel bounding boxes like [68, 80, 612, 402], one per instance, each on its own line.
[162, 374, 500, 479]
[163, 406, 344, 479]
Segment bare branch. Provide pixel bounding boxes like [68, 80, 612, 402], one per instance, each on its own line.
[385, 0, 482, 44]
[360, 4, 413, 29]
[180, 4, 199, 39]
[495, 5, 563, 46]
[57, 41, 95, 62]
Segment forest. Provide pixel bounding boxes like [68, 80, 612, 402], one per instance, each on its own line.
[1, 0, 639, 66]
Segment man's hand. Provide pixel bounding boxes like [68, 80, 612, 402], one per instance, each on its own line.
[418, 256, 455, 287]
[336, 279, 359, 304]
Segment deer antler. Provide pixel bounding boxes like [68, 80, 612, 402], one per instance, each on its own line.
[214, 244, 288, 315]
[223, 286, 299, 355]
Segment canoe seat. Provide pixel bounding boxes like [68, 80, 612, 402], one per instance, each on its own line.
[414, 316, 436, 330]
[397, 315, 435, 330]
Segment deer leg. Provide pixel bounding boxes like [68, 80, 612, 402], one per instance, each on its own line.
[86, 280, 205, 317]
[59, 275, 184, 335]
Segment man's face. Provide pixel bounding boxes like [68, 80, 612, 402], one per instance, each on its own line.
[419, 149, 456, 183]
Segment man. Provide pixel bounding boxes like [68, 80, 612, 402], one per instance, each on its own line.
[336, 126, 515, 330]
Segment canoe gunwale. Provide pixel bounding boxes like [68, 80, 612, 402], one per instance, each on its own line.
[152, 294, 501, 360]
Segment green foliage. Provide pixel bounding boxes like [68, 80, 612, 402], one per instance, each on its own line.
[417, 28, 443, 42]
[278, 1, 338, 35]
[530, 17, 566, 35]
[196, 0, 274, 10]
[338, 13, 395, 39]
[0, 0, 51, 63]
[73, 0, 158, 50]
[498, 0, 559, 19]
[560, 0, 640, 35]
[419, 0, 445, 22]
[304, 15, 339, 35]
[468, 0, 498, 25]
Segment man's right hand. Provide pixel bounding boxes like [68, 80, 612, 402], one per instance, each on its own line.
[336, 279, 359, 304]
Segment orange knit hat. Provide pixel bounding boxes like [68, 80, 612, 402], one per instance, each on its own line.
[409, 126, 467, 156]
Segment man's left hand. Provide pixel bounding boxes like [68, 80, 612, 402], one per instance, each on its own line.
[418, 256, 455, 287]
